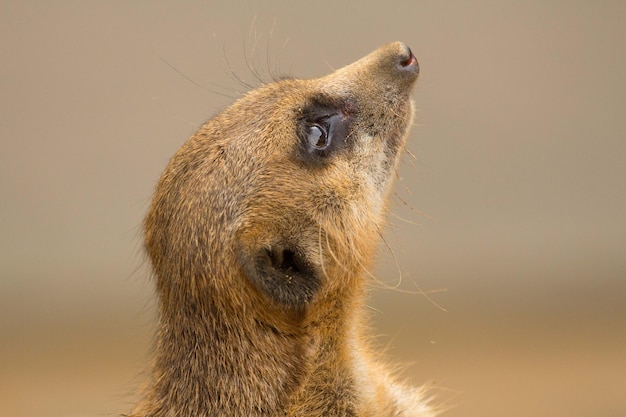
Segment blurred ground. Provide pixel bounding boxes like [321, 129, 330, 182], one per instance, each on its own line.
[1, 1, 625, 416]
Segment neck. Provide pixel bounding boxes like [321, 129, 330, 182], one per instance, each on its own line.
[131, 288, 361, 417]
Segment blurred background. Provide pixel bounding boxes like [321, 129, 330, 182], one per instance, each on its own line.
[1, 1, 625, 416]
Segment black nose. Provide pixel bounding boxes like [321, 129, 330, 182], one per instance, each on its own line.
[398, 45, 419, 74]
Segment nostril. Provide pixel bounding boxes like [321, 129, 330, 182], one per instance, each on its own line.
[398, 45, 419, 74]
[400, 51, 417, 67]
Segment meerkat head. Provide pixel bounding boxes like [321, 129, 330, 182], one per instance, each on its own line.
[145, 42, 419, 322]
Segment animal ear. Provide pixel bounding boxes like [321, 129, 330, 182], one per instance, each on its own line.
[236, 242, 321, 308]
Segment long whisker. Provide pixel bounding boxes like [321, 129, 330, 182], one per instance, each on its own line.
[317, 223, 329, 281]
[222, 41, 255, 90]
[373, 226, 448, 311]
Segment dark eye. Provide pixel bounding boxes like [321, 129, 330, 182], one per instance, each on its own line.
[307, 124, 330, 149]
[298, 102, 353, 161]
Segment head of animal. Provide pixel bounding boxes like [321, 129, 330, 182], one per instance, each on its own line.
[132, 42, 435, 417]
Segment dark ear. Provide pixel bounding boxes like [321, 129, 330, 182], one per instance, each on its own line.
[237, 243, 321, 308]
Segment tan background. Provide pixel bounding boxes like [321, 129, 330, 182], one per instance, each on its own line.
[1, 1, 625, 416]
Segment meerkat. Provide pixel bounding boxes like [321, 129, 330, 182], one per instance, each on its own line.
[128, 41, 436, 417]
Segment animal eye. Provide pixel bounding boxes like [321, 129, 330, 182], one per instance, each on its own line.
[298, 105, 352, 161]
[307, 124, 329, 149]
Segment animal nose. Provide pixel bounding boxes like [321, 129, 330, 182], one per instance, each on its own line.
[397, 43, 419, 74]
[319, 41, 419, 97]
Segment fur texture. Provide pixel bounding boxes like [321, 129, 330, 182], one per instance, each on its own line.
[129, 42, 435, 417]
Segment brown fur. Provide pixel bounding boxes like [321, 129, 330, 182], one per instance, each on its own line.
[129, 42, 435, 416]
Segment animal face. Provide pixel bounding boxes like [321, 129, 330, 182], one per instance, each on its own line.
[145, 42, 419, 315]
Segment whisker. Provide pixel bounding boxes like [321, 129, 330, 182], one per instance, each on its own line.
[222, 41, 255, 90]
